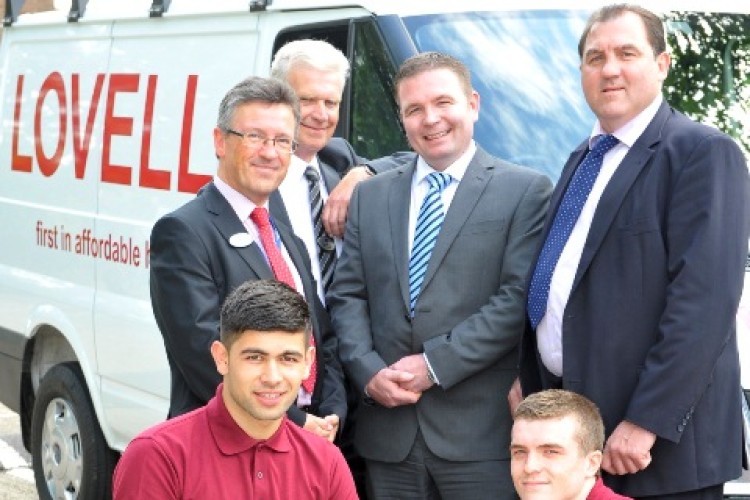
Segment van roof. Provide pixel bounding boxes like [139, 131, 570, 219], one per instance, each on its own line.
[12, 0, 750, 25]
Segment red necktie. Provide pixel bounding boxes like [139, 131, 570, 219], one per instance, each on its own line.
[249, 207, 317, 393]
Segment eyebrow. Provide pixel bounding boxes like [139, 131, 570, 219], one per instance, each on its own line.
[238, 348, 304, 357]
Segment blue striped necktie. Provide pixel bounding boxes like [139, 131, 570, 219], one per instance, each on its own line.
[409, 171, 452, 316]
[527, 134, 619, 329]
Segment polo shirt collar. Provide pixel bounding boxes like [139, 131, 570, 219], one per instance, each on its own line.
[206, 383, 292, 455]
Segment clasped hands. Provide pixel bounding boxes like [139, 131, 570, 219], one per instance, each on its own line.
[364, 354, 434, 408]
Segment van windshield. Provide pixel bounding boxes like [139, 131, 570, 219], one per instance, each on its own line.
[401, 10, 750, 181]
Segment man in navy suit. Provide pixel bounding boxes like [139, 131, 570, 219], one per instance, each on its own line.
[150, 76, 346, 443]
[513, 5, 749, 499]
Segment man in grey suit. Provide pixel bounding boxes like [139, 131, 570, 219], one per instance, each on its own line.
[328, 52, 552, 498]
[150, 76, 346, 442]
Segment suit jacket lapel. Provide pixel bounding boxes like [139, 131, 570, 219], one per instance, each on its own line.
[419, 148, 493, 293]
[571, 101, 669, 291]
[319, 160, 340, 193]
[275, 219, 317, 305]
[389, 159, 418, 311]
[202, 182, 274, 280]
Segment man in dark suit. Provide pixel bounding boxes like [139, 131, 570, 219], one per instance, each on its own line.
[513, 5, 749, 499]
[329, 52, 552, 498]
[150, 76, 346, 443]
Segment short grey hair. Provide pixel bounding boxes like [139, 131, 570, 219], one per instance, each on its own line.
[216, 76, 300, 133]
[270, 39, 350, 90]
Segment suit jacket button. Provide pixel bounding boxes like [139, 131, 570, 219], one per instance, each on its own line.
[677, 424, 684, 432]
[404, 314, 411, 323]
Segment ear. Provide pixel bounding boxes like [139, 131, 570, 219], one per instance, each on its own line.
[469, 90, 480, 123]
[303, 345, 315, 379]
[213, 127, 226, 158]
[210, 340, 229, 376]
[585, 450, 603, 478]
[656, 51, 671, 82]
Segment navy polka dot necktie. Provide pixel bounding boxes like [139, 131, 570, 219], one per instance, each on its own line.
[527, 134, 619, 329]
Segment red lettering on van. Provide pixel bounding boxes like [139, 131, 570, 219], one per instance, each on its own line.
[72, 73, 105, 179]
[102, 74, 138, 185]
[139, 75, 171, 190]
[35, 72, 67, 177]
[177, 75, 211, 194]
[11, 75, 32, 173]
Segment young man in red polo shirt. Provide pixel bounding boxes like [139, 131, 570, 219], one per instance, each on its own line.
[511, 390, 632, 500]
[113, 279, 357, 499]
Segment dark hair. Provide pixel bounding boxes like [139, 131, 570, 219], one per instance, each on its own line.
[216, 76, 300, 132]
[394, 51, 473, 103]
[578, 4, 666, 58]
[514, 389, 605, 455]
[220, 280, 310, 349]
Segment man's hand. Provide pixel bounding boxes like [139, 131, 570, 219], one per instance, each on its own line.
[389, 354, 434, 393]
[507, 377, 523, 416]
[322, 166, 372, 237]
[303, 413, 340, 443]
[602, 420, 656, 475]
[365, 368, 421, 408]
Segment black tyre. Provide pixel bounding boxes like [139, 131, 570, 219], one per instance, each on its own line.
[31, 362, 117, 500]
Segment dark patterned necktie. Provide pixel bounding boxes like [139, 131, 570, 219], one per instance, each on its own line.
[527, 134, 619, 329]
[304, 166, 336, 294]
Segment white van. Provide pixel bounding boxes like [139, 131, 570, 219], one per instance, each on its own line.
[0, 0, 748, 498]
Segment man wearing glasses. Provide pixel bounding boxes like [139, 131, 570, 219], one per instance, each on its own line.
[149, 76, 347, 443]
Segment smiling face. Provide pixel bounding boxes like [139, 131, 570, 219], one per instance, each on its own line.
[211, 329, 312, 439]
[580, 11, 670, 133]
[286, 64, 343, 162]
[397, 67, 479, 172]
[510, 415, 601, 500]
[214, 101, 296, 205]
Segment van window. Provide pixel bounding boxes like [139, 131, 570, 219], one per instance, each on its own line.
[401, 11, 594, 181]
[349, 19, 410, 158]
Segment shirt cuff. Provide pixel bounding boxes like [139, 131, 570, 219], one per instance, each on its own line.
[423, 353, 439, 386]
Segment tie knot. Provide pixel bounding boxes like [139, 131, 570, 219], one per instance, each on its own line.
[591, 134, 619, 155]
[304, 166, 320, 183]
[250, 207, 271, 228]
[426, 172, 452, 192]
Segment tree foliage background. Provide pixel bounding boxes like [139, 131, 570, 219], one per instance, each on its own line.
[663, 12, 750, 155]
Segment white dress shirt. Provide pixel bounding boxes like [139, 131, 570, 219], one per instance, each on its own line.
[278, 155, 342, 305]
[537, 95, 663, 377]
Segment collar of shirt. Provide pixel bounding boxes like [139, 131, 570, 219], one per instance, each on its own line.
[281, 154, 326, 194]
[207, 383, 291, 456]
[590, 94, 663, 149]
[213, 175, 264, 222]
[413, 139, 476, 187]
[407, 141, 477, 254]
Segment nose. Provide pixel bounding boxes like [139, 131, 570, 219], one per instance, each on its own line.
[308, 100, 327, 121]
[601, 55, 621, 78]
[423, 105, 440, 125]
[523, 451, 542, 473]
[257, 139, 280, 158]
[261, 361, 282, 385]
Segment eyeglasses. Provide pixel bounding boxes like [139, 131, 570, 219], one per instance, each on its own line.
[225, 128, 297, 154]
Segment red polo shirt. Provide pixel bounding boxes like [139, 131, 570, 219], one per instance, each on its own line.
[588, 478, 633, 500]
[113, 384, 357, 499]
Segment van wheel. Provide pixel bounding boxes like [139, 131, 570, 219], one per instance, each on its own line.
[31, 363, 117, 500]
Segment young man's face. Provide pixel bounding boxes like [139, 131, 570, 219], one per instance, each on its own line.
[579, 11, 669, 133]
[211, 329, 312, 439]
[397, 67, 479, 172]
[510, 415, 601, 500]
